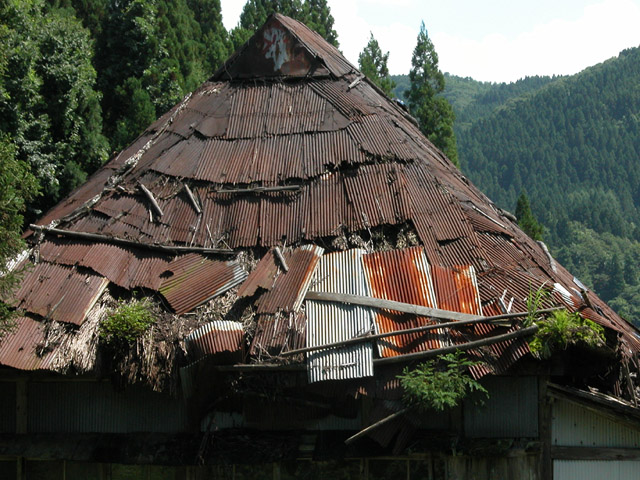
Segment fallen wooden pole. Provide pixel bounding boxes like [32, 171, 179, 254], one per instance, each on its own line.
[280, 307, 560, 358]
[273, 246, 289, 272]
[216, 185, 301, 194]
[344, 407, 410, 445]
[139, 182, 164, 218]
[183, 184, 201, 214]
[305, 291, 482, 322]
[373, 325, 539, 365]
[30, 225, 234, 255]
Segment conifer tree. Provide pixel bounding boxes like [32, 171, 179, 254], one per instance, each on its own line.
[358, 32, 395, 97]
[516, 191, 544, 241]
[302, 0, 338, 47]
[406, 22, 458, 167]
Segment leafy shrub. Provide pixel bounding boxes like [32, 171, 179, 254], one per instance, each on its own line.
[398, 351, 488, 411]
[529, 309, 605, 358]
[100, 298, 156, 343]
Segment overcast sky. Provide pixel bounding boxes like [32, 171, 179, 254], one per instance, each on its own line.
[220, 0, 640, 83]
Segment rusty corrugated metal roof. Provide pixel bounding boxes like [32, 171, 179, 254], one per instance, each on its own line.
[255, 245, 324, 314]
[0, 316, 54, 370]
[9, 262, 108, 326]
[185, 321, 244, 361]
[361, 247, 442, 357]
[159, 255, 247, 314]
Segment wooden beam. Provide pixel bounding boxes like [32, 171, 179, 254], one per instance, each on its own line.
[273, 247, 289, 272]
[215, 185, 301, 194]
[373, 325, 539, 365]
[138, 182, 164, 218]
[344, 407, 410, 445]
[183, 184, 201, 215]
[30, 224, 234, 255]
[305, 291, 483, 322]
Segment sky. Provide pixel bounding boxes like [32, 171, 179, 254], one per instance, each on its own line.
[220, 0, 640, 83]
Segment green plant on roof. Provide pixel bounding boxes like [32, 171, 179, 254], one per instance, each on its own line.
[524, 283, 550, 327]
[398, 351, 488, 412]
[100, 298, 156, 343]
[529, 309, 605, 358]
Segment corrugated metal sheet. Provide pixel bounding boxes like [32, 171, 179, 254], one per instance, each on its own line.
[159, 254, 247, 314]
[10, 262, 108, 326]
[255, 245, 324, 314]
[0, 316, 53, 370]
[251, 311, 306, 357]
[554, 460, 640, 480]
[27, 382, 188, 433]
[361, 247, 442, 357]
[552, 398, 640, 447]
[37, 238, 172, 290]
[464, 376, 538, 438]
[306, 249, 374, 383]
[238, 250, 278, 297]
[0, 382, 16, 433]
[185, 320, 243, 361]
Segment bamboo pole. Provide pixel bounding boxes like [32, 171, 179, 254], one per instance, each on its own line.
[273, 246, 289, 272]
[184, 184, 201, 214]
[344, 407, 410, 445]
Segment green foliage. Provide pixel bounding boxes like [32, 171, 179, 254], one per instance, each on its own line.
[524, 284, 549, 327]
[515, 190, 544, 241]
[358, 32, 395, 97]
[529, 309, 605, 358]
[398, 351, 488, 411]
[0, 0, 107, 214]
[100, 298, 156, 343]
[230, 0, 338, 51]
[0, 136, 39, 337]
[406, 22, 458, 167]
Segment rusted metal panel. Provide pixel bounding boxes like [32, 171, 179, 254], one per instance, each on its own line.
[259, 190, 307, 247]
[37, 238, 172, 291]
[347, 115, 416, 161]
[306, 172, 348, 239]
[431, 264, 482, 316]
[238, 250, 278, 298]
[362, 247, 442, 357]
[256, 245, 324, 314]
[251, 312, 306, 357]
[150, 136, 205, 179]
[343, 164, 407, 230]
[159, 254, 247, 314]
[10, 262, 107, 326]
[309, 79, 371, 119]
[185, 320, 243, 362]
[306, 249, 374, 383]
[0, 316, 52, 370]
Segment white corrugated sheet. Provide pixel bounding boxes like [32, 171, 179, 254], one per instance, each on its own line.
[306, 249, 375, 383]
[554, 460, 640, 480]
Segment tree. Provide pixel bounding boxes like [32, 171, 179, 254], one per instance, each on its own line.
[515, 191, 544, 241]
[0, 137, 39, 338]
[0, 0, 108, 215]
[302, 0, 338, 47]
[230, 0, 339, 51]
[406, 22, 458, 167]
[358, 32, 395, 97]
[187, 0, 230, 74]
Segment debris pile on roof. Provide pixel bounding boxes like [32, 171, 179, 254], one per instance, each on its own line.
[2, 13, 640, 445]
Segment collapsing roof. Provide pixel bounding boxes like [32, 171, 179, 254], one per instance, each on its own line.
[2, 13, 640, 444]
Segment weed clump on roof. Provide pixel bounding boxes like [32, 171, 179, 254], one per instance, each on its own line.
[101, 298, 156, 343]
[529, 309, 605, 358]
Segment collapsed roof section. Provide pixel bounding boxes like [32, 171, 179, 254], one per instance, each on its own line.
[2, 14, 639, 403]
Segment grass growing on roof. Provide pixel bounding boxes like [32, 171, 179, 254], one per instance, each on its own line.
[100, 298, 156, 343]
[529, 309, 605, 358]
[398, 351, 488, 411]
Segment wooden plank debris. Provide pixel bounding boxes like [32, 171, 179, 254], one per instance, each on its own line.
[139, 182, 164, 218]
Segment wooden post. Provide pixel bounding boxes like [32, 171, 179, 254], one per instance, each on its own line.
[539, 377, 552, 480]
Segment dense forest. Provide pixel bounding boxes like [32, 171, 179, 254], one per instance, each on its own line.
[3, 0, 640, 325]
[394, 46, 640, 323]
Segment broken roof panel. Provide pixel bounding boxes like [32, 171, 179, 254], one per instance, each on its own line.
[238, 250, 278, 298]
[158, 254, 247, 314]
[255, 245, 324, 314]
[185, 321, 244, 362]
[361, 247, 443, 357]
[251, 312, 307, 358]
[306, 249, 375, 383]
[0, 316, 55, 370]
[10, 262, 108, 326]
